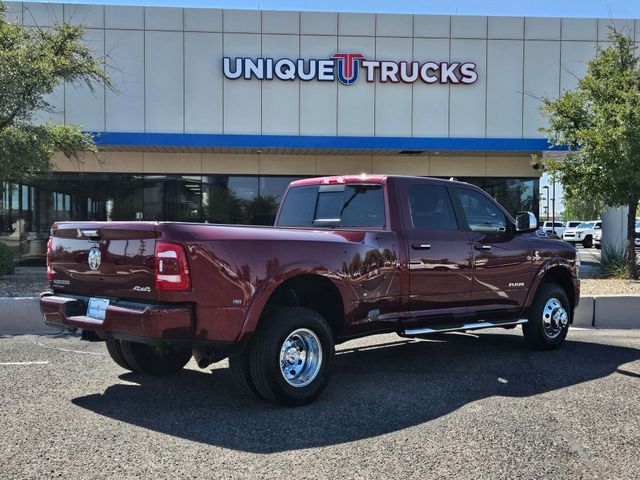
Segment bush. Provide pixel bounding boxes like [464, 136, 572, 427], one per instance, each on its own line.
[0, 242, 14, 275]
[600, 243, 640, 279]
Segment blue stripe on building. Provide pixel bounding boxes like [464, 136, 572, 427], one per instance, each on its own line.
[92, 132, 563, 152]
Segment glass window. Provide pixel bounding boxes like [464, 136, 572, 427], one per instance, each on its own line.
[344, 185, 384, 226]
[277, 184, 385, 228]
[408, 184, 458, 230]
[577, 222, 594, 229]
[455, 188, 508, 233]
[256, 177, 303, 225]
[203, 176, 259, 224]
[277, 186, 318, 227]
[315, 185, 345, 221]
[462, 177, 538, 218]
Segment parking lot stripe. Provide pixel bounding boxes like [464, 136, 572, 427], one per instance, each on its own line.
[31, 340, 106, 356]
[0, 361, 49, 366]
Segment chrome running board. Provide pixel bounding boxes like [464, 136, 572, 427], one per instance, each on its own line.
[402, 318, 528, 336]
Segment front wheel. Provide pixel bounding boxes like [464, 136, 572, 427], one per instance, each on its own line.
[249, 307, 335, 406]
[582, 236, 593, 248]
[523, 283, 570, 350]
[119, 340, 192, 376]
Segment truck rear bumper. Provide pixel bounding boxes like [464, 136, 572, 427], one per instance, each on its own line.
[40, 293, 193, 341]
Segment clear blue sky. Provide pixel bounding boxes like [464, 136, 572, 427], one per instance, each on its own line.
[28, 0, 640, 19]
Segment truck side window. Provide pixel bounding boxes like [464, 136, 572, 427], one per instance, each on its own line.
[455, 188, 508, 233]
[408, 185, 458, 230]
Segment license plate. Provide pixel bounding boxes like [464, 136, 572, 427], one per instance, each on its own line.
[86, 297, 110, 321]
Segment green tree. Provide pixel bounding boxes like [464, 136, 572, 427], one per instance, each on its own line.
[540, 29, 640, 279]
[0, 2, 108, 185]
[560, 196, 605, 222]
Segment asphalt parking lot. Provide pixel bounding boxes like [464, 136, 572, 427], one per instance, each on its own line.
[1, 328, 639, 480]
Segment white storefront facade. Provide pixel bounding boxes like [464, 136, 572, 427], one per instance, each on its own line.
[1, 2, 636, 253]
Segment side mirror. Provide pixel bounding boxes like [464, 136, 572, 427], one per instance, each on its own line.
[516, 211, 537, 232]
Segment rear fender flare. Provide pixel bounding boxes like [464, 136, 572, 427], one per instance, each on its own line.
[236, 262, 356, 341]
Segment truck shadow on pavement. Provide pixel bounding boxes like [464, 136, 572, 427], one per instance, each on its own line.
[72, 332, 640, 453]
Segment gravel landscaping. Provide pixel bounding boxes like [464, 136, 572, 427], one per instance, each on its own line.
[0, 267, 49, 297]
[580, 279, 640, 296]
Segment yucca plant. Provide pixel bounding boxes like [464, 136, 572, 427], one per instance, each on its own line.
[600, 243, 640, 279]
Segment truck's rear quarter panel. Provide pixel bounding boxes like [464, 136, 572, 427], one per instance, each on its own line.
[156, 223, 402, 342]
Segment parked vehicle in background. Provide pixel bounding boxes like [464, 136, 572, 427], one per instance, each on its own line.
[541, 221, 566, 237]
[594, 229, 602, 249]
[563, 221, 602, 248]
[40, 175, 580, 406]
[565, 221, 583, 230]
[594, 220, 639, 249]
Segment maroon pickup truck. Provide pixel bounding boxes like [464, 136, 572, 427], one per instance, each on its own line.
[41, 175, 580, 405]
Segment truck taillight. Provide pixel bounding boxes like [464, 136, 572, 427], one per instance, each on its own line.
[46, 238, 53, 281]
[155, 242, 191, 291]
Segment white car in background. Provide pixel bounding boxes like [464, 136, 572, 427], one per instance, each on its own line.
[565, 221, 583, 230]
[562, 220, 602, 248]
[594, 219, 640, 249]
[541, 221, 566, 237]
[594, 229, 602, 249]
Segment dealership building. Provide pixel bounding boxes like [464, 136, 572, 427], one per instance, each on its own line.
[2, 2, 635, 255]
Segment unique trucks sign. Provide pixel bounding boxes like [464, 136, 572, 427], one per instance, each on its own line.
[223, 53, 477, 85]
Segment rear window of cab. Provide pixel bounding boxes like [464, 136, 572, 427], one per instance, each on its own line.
[277, 184, 385, 228]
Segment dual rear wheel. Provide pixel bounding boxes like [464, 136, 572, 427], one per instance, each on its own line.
[104, 306, 335, 406]
[105, 338, 191, 376]
[230, 307, 335, 406]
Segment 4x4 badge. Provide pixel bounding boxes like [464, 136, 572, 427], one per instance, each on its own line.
[88, 247, 101, 271]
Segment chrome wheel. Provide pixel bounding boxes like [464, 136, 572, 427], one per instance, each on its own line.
[279, 328, 323, 388]
[542, 297, 568, 339]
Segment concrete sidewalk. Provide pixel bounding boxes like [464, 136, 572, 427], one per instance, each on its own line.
[0, 294, 638, 336]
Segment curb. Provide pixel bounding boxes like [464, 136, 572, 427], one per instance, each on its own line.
[572, 296, 639, 329]
[592, 296, 640, 329]
[0, 295, 638, 336]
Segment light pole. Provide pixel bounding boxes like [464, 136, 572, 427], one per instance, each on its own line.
[543, 185, 550, 222]
[551, 177, 556, 223]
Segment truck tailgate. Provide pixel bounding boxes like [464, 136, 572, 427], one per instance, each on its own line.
[49, 222, 158, 302]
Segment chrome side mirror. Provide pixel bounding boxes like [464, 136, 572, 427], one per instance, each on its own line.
[516, 211, 537, 232]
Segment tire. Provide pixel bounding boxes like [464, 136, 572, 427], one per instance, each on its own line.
[249, 307, 335, 406]
[523, 283, 571, 350]
[582, 236, 593, 248]
[119, 340, 191, 376]
[229, 346, 263, 399]
[105, 338, 134, 371]
[595, 244, 601, 250]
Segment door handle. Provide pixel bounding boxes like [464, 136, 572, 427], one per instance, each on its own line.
[412, 243, 431, 250]
[474, 245, 492, 251]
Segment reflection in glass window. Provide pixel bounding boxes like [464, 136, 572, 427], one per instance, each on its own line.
[408, 184, 458, 230]
[276, 186, 317, 227]
[12, 173, 538, 233]
[462, 177, 538, 218]
[455, 188, 508, 233]
[278, 184, 385, 228]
